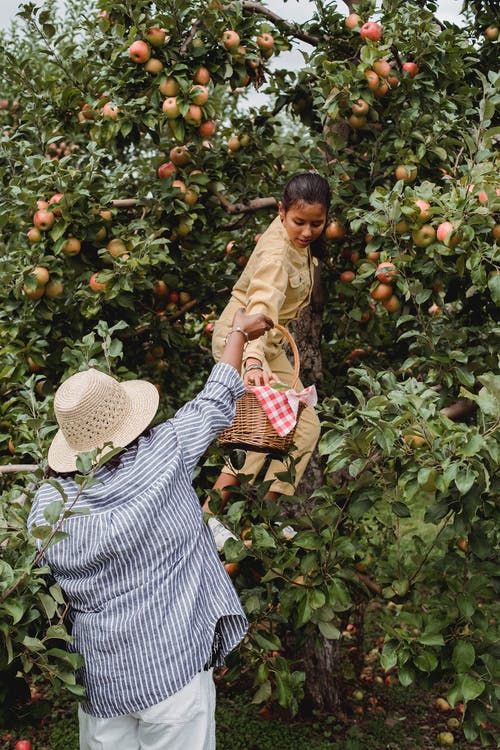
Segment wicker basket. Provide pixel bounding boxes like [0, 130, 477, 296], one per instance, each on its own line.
[218, 323, 304, 456]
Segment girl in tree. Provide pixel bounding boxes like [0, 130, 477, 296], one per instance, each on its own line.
[205, 172, 331, 550]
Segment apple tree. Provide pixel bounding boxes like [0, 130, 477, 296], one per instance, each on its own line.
[0, 0, 498, 745]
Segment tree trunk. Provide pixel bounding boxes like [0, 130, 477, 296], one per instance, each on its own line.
[288, 265, 344, 713]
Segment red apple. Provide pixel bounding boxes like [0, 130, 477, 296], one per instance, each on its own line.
[345, 13, 362, 30]
[162, 97, 180, 118]
[62, 237, 81, 256]
[169, 145, 190, 166]
[485, 25, 499, 41]
[412, 224, 436, 248]
[33, 210, 55, 231]
[198, 119, 217, 137]
[157, 161, 176, 179]
[129, 40, 151, 63]
[365, 70, 380, 90]
[89, 272, 107, 292]
[102, 102, 119, 119]
[159, 77, 180, 96]
[45, 279, 64, 298]
[402, 62, 419, 78]
[436, 221, 454, 243]
[144, 26, 167, 47]
[14, 741, 32, 750]
[360, 22, 382, 42]
[172, 179, 187, 194]
[228, 134, 241, 152]
[48, 192, 64, 215]
[352, 98, 369, 115]
[382, 294, 401, 312]
[339, 270, 356, 283]
[193, 66, 211, 85]
[415, 199, 431, 219]
[183, 104, 202, 126]
[325, 220, 346, 240]
[376, 262, 398, 283]
[27, 227, 42, 243]
[373, 59, 392, 78]
[371, 283, 393, 301]
[190, 84, 209, 105]
[348, 114, 366, 129]
[257, 32, 274, 50]
[222, 30, 240, 50]
[107, 238, 128, 257]
[395, 165, 417, 182]
[153, 280, 169, 297]
[144, 58, 163, 74]
[184, 188, 199, 206]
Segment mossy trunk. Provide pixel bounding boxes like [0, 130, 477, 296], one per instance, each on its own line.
[288, 267, 343, 713]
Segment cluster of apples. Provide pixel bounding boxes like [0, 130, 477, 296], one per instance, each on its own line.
[221, 27, 276, 88]
[22, 265, 63, 300]
[341, 13, 420, 126]
[160, 67, 214, 134]
[45, 139, 78, 161]
[129, 26, 169, 72]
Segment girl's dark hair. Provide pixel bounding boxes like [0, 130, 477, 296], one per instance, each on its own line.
[282, 172, 331, 259]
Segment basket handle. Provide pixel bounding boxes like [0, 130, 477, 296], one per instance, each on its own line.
[273, 323, 300, 390]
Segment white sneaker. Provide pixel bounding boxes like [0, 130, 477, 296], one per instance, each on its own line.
[207, 516, 238, 552]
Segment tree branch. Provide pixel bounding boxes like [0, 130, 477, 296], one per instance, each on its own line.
[0, 464, 39, 474]
[214, 191, 277, 215]
[440, 398, 476, 421]
[241, 1, 321, 46]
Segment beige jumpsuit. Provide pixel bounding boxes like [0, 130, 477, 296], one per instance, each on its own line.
[212, 215, 321, 496]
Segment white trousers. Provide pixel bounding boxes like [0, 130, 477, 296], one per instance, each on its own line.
[78, 669, 216, 750]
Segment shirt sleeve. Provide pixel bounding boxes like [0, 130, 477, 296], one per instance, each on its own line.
[169, 362, 245, 475]
[242, 259, 288, 364]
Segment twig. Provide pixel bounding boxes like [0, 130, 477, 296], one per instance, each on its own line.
[111, 198, 139, 208]
[122, 298, 199, 338]
[179, 17, 203, 55]
[355, 570, 382, 596]
[0, 464, 39, 474]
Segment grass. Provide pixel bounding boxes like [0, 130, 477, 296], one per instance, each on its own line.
[1, 677, 492, 750]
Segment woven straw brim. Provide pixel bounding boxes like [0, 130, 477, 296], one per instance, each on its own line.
[47, 379, 159, 473]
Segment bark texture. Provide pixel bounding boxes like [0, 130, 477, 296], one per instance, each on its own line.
[288, 264, 344, 713]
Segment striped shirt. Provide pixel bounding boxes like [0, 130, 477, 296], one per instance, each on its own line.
[28, 363, 247, 718]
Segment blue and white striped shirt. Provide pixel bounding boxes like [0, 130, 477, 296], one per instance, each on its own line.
[28, 363, 247, 718]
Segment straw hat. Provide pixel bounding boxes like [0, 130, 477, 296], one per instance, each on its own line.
[48, 368, 159, 473]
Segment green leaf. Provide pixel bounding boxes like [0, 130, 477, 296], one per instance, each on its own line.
[254, 632, 282, 652]
[398, 664, 415, 686]
[457, 593, 475, 619]
[452, 641, 475, 672]
[1, 599, 25, 624]
[391, 501, 411, 518]
[455, 467, 476, 495]
[488, 273, 500, 304]
[414, 650, 438, 673]
[22, 635, 46, 652]
[461, 675, 485, 702]
[293, 531, 322, 550]
[418, 632, 445, 647]
[318, 621, 341, 639]
[251, 680, 272, 704]
[43, 499, 64, 525]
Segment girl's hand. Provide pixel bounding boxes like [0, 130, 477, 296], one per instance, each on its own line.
[243, 358, 277, 387]
[231, 308, 274, 342]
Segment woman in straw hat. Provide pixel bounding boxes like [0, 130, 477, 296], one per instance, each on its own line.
[28, 308, 273, 750]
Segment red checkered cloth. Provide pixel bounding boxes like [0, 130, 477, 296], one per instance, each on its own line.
[247, 384, 317, 436]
